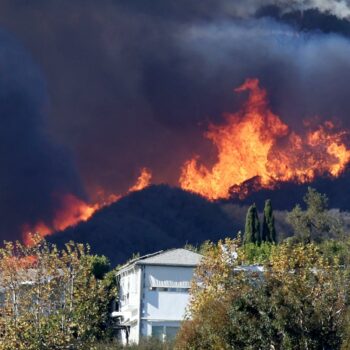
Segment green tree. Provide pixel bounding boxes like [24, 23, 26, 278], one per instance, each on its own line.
[89, 255, 111, 280]
[244, 204, 261, 244]
[262, 199, 276, 243]
[239, 241, 274, 264]
[177, 241, 350, 350]
[287, 187, 342, 243]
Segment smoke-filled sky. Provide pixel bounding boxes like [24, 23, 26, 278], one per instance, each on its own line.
[2, 0, 350, 240]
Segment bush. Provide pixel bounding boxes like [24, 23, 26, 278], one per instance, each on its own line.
[177, 241, 350, 349]
[95, 338, 174, 350]
[0, 236, 115, 350]
[238, 242, 275, 264]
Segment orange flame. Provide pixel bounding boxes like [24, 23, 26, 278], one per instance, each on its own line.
[128, 167, 152, 192]
[23, 168, 152, 244]
[179, 78, 350, 200]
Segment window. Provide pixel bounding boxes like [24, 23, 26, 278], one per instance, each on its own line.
[166, 326, 179, 340]
[152, 325, 180, 341]
[0, 292, 4, 307]
[150, 287, 189, 292]
[168, 288, 189, 292]
[152, 326, 164, 340]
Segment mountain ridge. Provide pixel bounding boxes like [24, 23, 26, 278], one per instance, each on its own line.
[49, 185, 238, 266]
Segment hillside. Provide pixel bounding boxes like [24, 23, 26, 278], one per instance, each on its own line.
[49, 185, 239, 266]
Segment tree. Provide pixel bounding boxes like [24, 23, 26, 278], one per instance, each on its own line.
[186, 238, 240, 316]
[262, 199, 276, 243]
[239, 241, 275, 265]
[176, 238, 241, 350]
[176, 240, 350, 350]
[0, 235, 116, 350]
[287, 187, 342, 243]
[244, 204, 261, 244]
[89, 255, 111, 280]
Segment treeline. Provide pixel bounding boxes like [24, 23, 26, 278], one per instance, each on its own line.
[242, 187, 342, 246]
[175, 188, 350, 350]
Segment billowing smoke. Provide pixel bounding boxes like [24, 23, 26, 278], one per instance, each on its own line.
[0, 1, 350, 240]
[0, 29, 84, 240]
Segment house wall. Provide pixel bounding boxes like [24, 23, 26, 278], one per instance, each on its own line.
[118, 266, 142, 344]
[117, 264, 197, 344]
[140, 265, 195, 339]
[142, 286, 191, 321]
[119, 266, 141, 310]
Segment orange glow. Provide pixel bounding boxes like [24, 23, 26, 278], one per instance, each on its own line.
[22, 222, 51, 246]
[179, 78, 350, 200]
[22, 195, 99, 245]
[51, 194, 98, 232]
[23, 168, 152, 244]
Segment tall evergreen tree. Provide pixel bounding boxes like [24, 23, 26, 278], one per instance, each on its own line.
[262, 199, 276, 243]
[244, 204, 261, 244]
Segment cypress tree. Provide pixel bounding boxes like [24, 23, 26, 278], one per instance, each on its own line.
[262, 199, 276, 243]
[244, 204, 261, 244]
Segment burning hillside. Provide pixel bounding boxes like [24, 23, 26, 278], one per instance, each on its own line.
[179, 79, 350, 200]
[23, 168, 152, 244]
[22, 79, 350, 244]
[48, 184, 237, 266]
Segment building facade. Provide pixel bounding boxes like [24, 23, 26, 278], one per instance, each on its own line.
[115, 248, 203, 344]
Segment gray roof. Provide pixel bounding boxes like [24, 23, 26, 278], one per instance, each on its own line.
[119, 248, 203, 271]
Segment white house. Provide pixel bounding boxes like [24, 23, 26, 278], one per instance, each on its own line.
[114, 248, 203, 344]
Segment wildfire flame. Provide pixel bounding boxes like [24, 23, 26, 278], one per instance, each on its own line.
[23, 167, 152, 245]
[22, 79, 350, 243]
[179, 78, 350, 200]
[128, 167, 152, 192]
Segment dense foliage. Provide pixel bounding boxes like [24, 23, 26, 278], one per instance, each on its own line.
[287, 187, 343, 243]
[95, 338, 173, 350]
[176, 238, 350, 349]
[0, 235, 116, 350]
[177, 187, 350, 350]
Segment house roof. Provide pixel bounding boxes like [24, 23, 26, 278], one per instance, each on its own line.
[118, 248, 203, 272]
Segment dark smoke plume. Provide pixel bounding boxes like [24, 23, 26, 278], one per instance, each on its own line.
[0, 1, 350, 240]
[0, 29, 84, 240]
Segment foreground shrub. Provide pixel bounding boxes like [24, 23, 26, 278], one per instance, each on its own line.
[0, 235, 116, 350]
[95, 338, 173, 350]
[176, 240, 350, 350]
